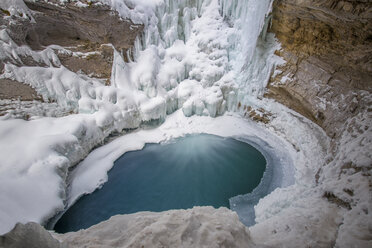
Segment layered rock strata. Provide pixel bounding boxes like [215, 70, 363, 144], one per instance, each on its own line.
[267, 0, 372, 139]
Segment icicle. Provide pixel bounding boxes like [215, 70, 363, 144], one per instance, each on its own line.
[110, 49, 132, 91]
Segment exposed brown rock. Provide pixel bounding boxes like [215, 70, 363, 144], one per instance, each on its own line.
[238, 103, 272, 124]
[268, 0, 372, 139]
[265, 80, 318, 123]
[57, 43, 114, 83]
[19, 0, 143, 84]
[0, 79, 46, 118]
[23, 0, 143, 52]
[323, 191, 352, 210]
[271, 0, 372, 69]
[0, 79, 42, 101]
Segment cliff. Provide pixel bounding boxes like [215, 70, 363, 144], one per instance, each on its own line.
[253, 0, 372, 246]
[267, 0, 372, 139]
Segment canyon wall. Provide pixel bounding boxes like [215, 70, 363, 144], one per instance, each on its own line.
[255, 1, 372, 246]
[267, 0, 372, 140]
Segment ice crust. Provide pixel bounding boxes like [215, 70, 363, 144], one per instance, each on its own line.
[0, 0, 370, 247]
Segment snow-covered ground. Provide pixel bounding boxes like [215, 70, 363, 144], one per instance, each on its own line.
[0, 0, 371, 247]
[52, 206, 259, 248]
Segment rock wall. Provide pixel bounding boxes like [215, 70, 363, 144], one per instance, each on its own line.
[262, 1, 372, 246]
[0, 0, 143, 118]
[267, 0, 372, 140]
[23, 0, 142, 51]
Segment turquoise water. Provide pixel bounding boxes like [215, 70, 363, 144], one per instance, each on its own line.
[54, 134, 266, 233]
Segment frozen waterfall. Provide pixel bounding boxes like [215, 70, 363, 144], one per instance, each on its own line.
[2, 0, 278, 125]
[109, 0, 278, 122]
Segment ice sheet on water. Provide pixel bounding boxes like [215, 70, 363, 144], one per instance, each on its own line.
[65, 111, 296, 218]
[229, 135, 294, 226]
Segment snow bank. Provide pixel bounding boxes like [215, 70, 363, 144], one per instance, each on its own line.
[53, 206, 258, 248]
[0, 114, 103, 234]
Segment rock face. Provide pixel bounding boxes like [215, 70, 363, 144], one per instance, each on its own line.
[23, 0, 142, 52]
[0, 79, 44, 117]
[0, 78, 41, 101]
[262, 1, 372, 247]
[267, 0, 372, 139]
[0, 0, 143, 118]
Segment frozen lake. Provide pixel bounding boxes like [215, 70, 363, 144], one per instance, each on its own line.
[54, 134, 266, 233]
